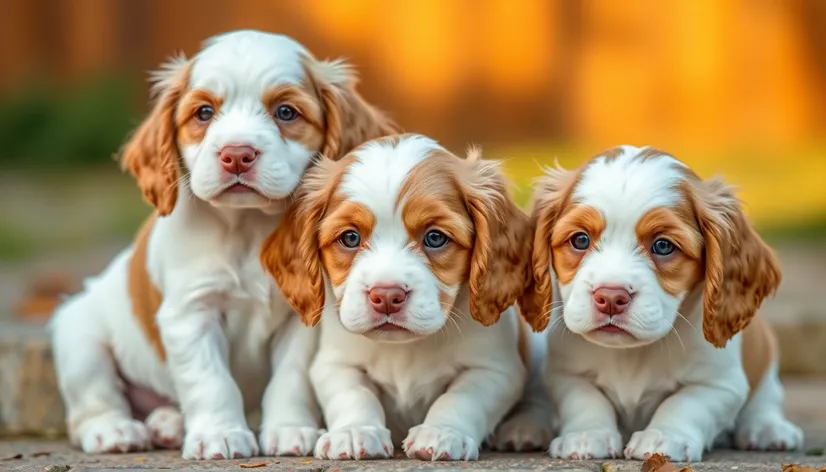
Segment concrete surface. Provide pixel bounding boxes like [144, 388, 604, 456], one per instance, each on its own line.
[1, 379, 824, 472]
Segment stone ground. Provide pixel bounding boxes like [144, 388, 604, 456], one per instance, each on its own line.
[1, 379, 825, 472]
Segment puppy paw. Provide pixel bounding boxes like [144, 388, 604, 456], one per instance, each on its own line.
[549, 428, 623, 459]
[144, 406, 183, 449]
[403, 425, 479, 461]
[735, 415, 804, 451]
[259, 426, 322, 456]
[489, 411, 553, 452]
[76, 414, 152, 454]
[182, 427, 258, 460]
[314, 426, 393, 460]
[625, 428, 703, 462]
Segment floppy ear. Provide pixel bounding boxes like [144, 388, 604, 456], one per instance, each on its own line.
[260, 158, 339, 326]
[120, 56, 190, 216]
[517, 163, 581, 332]
[304, 57, 400, 159]
[691, 177, 782, 348]
[456, 148, 533, 326]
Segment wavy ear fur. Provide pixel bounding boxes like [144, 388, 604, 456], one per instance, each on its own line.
[120, 55, 190, 216]
[518, 162, 582, 332]
[303, 57, 400, 160]
[260, 158, 342, 326]
[690, 177, 782, 348]
[455, 147, 533, 326]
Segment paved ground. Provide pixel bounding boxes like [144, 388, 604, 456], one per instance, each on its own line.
[2, 380, 825, 472]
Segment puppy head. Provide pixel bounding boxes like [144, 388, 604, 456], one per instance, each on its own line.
[120, 29, 397, 216]
[261, 134, 533, 342]
[521, 146, 780, 348]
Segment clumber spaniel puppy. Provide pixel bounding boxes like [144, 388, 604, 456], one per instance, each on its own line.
[50, 29, 396, 459]
[519, 145, 803, 461]
[260, 134, 537, 461]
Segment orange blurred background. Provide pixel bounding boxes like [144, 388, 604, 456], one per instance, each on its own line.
[0, 0, 824, 271]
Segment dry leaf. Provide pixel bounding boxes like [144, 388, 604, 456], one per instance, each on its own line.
[239, 462, 267, 468]
[1, 454, 23, 461]
[134, 457, 148, 463]
[640, 453, 692, 472]
[31, 451, 52, 457]
[302, 460, 312, 464]
[782, 465, 820, 472]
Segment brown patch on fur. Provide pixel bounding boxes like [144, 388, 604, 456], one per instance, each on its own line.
[176, 89, 223, 147]
[637, 147, 673, 161]
[260, 157, 354, 325]
[318, 200, 376, 287]
[741, 315, 778, 395]
[596, 146, 625, 161]
[550, 206, 605, 285]
[636, 207, 704, 296]
[121, 59, 192, 217]
[263, 85, 326, 153]
[518, 163, 586, 331]
[128, 214, 165, 360]
[302, 57, 400, 160]
[685, 175, 782, 348]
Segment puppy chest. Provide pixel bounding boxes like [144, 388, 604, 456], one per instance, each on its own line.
[593, 371, 679, 435]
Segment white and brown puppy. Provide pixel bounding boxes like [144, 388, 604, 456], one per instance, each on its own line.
[260, 134, 538, 461]
[520, 146, 803, 462]
[50, 30, 396, 459]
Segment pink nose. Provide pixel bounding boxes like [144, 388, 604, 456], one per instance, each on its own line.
[220, 145, 259, 174]
[368, 286, 408, 314]
[593, 287, 632, 316]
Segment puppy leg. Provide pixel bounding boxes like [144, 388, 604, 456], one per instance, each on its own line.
[734, 362, 804, 451]
[403, 366, 525, 461]
[259, 316, 323, 457]
[157, 303, 257, 460]
[51, 293, 151, 454]
[489, 333, 554, 452]
[311, 357, 393, 460]
[549, 374, 623, 460]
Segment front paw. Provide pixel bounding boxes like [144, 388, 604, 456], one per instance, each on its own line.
[549, 428, 623, 459]
[259, 426, 322, 457]
[624, 428, 703, 462]
[76, 414, 152, 454]
[735, 415, 804, 451]
[182, 427, 259, 460]
[403, 425, 479, 461]
[314, 426, 393, 460]
[489, 410, 554, 452]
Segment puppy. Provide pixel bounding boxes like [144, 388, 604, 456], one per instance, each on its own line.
[260, 134, 535, 461]
[50, 30, 396, 459]
[520, 145, 804, 461]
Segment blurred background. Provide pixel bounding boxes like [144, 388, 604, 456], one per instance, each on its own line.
[0, 1, 824, 332]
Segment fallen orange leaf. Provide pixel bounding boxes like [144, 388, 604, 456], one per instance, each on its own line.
[640, 453, 692, 472]
[239, 462, 267, 468]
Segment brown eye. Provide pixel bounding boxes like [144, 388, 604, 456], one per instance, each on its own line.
[570, 232, 590, 251]
[196, 105, 214, 122]
[274, 105, 298, 121]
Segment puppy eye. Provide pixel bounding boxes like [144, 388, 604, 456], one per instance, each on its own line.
[338, 230, 361, 249]
[274, 105, 299, 121]
[196, 105, 214, 122]
[423, 230, 449, 249]
[570, 232, 590, 251]
[652, 238, 676, 256]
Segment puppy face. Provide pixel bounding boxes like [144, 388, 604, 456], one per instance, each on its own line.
[520, 146, 781, 348]
[261, 134, 533, 343]
[121, 30, 396, 215]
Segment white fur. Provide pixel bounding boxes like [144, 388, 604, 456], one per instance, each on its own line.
[541, 146, 802, 461]
[50, 30, 326, 459]
[310, 136, 526, 461]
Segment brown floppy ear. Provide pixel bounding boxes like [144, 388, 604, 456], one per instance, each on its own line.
[304, 57, 400, 159]
[691, 177, 782, 348]
[120, 56, 190, 216]
[456, 147, 533, 326]
[260, 158, 340, 326]
[518, 163, 581, 332]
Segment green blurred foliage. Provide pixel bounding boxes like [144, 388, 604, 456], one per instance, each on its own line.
[0, 74, 141, 169]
